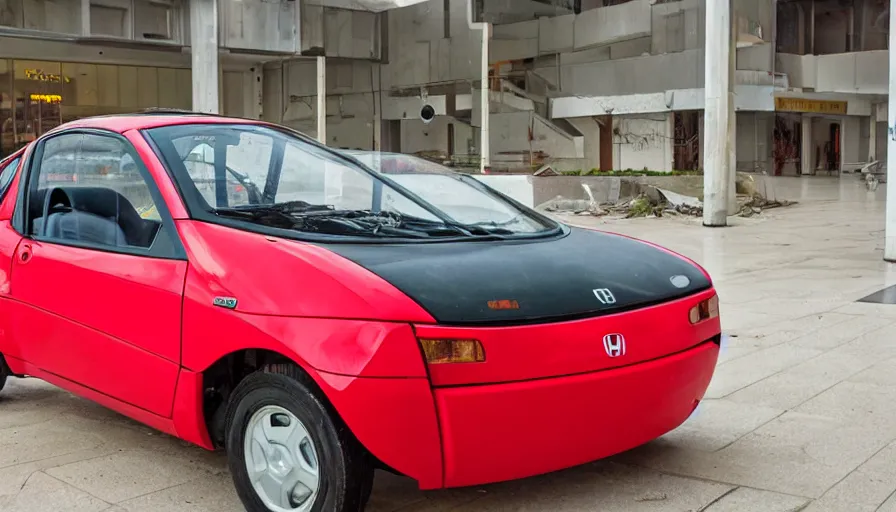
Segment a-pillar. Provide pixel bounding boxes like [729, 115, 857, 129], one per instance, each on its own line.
[703, 0, 732, 226]
[190, 0, 219, 114]
[885, 0, 896, 261]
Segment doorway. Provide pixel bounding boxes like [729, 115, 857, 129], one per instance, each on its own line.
[673, 110, 700, 171]
[812, 117, 841, 173]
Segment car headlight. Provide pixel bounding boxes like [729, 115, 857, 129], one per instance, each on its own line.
[418, 339, 486, 364]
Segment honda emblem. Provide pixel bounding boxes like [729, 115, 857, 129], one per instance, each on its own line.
[593, 288, 616, 305]
[603, 333, 626, 358]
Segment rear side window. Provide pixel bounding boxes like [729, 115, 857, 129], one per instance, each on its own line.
[0, 156, 20, 200]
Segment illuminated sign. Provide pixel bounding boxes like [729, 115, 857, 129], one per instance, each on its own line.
[30, 94, 62, 104]
[23, 69, 71, 83]
[775, 97, 848, 115]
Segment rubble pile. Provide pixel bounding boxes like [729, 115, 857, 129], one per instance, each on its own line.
[736, 195, 796, 217]
[539, 180, 795, 219]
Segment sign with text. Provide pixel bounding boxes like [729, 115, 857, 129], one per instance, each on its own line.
[774, 97, 848, 115]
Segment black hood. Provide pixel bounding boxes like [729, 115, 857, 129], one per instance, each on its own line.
[324, 227, 711, 325]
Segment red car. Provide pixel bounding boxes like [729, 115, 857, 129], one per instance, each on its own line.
[0, 113, 721, 512]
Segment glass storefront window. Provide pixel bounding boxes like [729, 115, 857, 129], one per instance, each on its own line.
[14, 60, 63, 151]
[0, 59, 191, 156]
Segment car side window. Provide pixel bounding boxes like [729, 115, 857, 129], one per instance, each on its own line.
[27, 133, 166, 251]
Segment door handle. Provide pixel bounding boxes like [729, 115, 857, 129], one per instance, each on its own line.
[18, 243, 32, 264]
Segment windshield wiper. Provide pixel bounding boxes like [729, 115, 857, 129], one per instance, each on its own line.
[215, 203, 518, 240]
[221, 200, 334, 214]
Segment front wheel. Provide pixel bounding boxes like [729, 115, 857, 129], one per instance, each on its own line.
[0, 355, 9, 394]
[225, 367, 373, 512]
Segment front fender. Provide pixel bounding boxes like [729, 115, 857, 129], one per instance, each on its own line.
[182, 295, 443, 488]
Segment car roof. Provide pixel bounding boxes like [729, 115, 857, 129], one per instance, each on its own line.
[50, 111, 268, 135]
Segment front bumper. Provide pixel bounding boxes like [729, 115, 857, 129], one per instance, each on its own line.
[434, 339, 719, 488]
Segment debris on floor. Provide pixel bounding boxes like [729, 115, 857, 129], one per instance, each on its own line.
[539, 180, 795, 219]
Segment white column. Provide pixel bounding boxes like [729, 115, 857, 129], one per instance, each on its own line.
[702, 0, 731, 227]
[80, 0, 90, 35]
[885, 0, 896, 261]
[316, 56, 327, 144]
[727, 2, 738, 213]
[801, 115, 812, 175]
[190, 0, 219, 114]
[869, 112, 877, 162]
[480, 26, 490, 173]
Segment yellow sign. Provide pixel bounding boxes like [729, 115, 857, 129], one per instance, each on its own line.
[23, 69, 71, 83]
[775, 97, 848, 115]
[30, 94, 62, 104]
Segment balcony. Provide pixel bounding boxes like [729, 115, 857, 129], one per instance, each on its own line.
[777, 51, 887, 95]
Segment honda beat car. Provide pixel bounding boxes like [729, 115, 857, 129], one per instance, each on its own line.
[0, 113, 721, 512]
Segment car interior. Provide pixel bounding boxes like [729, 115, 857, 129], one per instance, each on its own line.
[30, 186, 162, 249]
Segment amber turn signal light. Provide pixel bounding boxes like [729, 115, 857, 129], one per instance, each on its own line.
[689, 295, 720, 324]
[419, 339, 486, 364]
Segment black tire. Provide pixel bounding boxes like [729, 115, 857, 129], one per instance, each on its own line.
[224, 365, 374, 512]
[0, 355, 8, 394]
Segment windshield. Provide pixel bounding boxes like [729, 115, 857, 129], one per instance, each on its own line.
[341, 151, 531, 227]
[145, 123, 558, 241]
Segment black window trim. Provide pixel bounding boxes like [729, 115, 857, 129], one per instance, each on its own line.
[11, 128, 187, 261]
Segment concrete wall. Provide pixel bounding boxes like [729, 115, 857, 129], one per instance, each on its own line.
[613, 114, 673, 172]
[486, 111, 584, 167]
[489, 0, 653, 63]
[551, 85, 776, 118]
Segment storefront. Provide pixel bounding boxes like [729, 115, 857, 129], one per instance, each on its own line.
[0, 59, 192, 158]
[772, 96, 862, 177]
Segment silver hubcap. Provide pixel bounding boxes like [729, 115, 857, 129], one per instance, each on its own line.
[244, 405, 321, 512]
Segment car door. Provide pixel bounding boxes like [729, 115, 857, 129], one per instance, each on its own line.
[9, 130, 188, 417]
[0, 151, 25, 363]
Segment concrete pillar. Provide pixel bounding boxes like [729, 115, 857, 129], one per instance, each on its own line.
[885, 0, 896, 261]
[728, 113, 738, 210]
[869, 113, 877, 162]
[316, 56, 326, 144]
[190, 0, 219, 114]
[479, 26, 490, 173]
[703, 0, 732, 227]
[261, 64, 283, 123]
[801, 114, 812, 175]
[567, 117, 601, 172]
[727, 1, 737, 214]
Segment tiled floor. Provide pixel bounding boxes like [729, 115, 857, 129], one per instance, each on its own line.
[2, 175, 896, 511]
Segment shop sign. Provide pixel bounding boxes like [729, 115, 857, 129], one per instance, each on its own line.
[774, 97, 848, 115]
[24, 69, 71, 83]
[30, 94, 62, 104]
